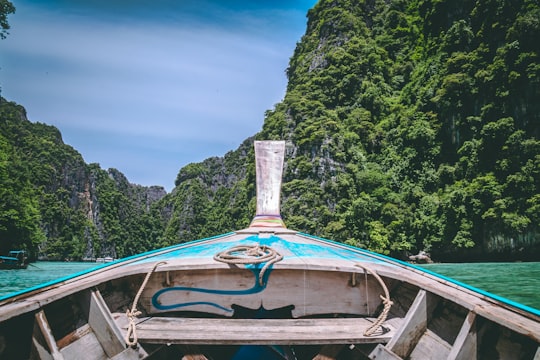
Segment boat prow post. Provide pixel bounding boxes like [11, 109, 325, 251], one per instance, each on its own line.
[248, 140, 287, 229]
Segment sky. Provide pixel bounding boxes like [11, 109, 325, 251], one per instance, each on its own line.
[1, 0, 317, 192]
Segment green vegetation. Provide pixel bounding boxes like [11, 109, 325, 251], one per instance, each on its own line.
[168, 0, 540, 261]
[0, 100, 166, 260]
[0, 0, 15, 39]
[0, 0, 538, 261]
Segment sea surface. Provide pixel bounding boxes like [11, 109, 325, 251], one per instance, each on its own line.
[419, 262, 540, 311]
[0, 261, 539, 310]
[0, 261, 100, 299]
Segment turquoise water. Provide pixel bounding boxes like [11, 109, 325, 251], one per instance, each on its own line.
[421, 262, 540, 310]
[0, 261, 538, 311]
[0, 261, 99, 298]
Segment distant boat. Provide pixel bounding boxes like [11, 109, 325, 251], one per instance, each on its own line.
[96, 256, 115, 263]
[0, 250, 28, 270]
[0, 141, 538, 359]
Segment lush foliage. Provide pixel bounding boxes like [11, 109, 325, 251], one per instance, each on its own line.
[1, 0, 539, 261]
[0, 0, 15, 39]
[260, 0, 540, 260]
[0, 100, 166, 260]
[160, 139, 255, 246]
[168, 0, 540, 261]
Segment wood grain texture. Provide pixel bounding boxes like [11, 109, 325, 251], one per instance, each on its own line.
[121, 317, 397, 345]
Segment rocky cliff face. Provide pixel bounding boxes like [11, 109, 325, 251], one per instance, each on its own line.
[0, 99, 166, 260]
[2, 0, 539, 261]
[165, 0, 540, 261]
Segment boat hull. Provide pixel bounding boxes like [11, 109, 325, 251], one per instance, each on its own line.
[0, 228, 538, 360]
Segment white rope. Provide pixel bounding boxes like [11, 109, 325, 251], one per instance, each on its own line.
[214, 244, 283, 286]
[125, 261, 167, 347]
[355, 263, 394, 336]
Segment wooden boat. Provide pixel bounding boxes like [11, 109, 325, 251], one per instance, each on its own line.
[0, 141, 538, 360]
[0, 250, 28, 270]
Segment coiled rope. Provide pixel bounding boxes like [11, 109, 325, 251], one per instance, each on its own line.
[355, 264, 394, 336]
[125, 261, 167, 347]
[214, 245, 283, 286]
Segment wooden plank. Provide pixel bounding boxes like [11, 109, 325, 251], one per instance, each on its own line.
[292, 233, 540, 343]
[121, 317, 396, 345]
[54, 290, 144, 360]
[252, 140, 285, 221]
[2, 233, 538, 351]
[368, 344, 402, 360]
[34, 310, 64, 360]
[60, 330, 107, 360]
[407, 329, 451, 360]
[142, 269, 381, 318]
[56, 324, 93, 349]
[384, 290, 437, 358]
[87, 289, 126, 357]
[85, 291, 148, 360]
[447, 311, 477, 360]
[371, 262, 540, 342]
[31, 337, 55, 360]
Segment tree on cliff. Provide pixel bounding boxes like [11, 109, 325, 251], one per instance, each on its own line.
[167, 0, 540, 261]
[0, 0, 15, 39]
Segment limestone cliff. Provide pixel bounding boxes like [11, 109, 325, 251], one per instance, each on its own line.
[0, 99, 166, 260]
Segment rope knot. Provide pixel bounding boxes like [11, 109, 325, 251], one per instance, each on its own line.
[214, 244, 283, 286]
[355, 264, 393, 337]
[125, 309, 142, 347]
[124, 261, 166, 347]
[126, 309, 142, 319]
[381, 295, 394, 307]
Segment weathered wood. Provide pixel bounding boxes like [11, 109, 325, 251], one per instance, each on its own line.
[52, 292, 142, 360]
[121, 317, 396, 345]
[383, 290, 438, 358]
[56, 324, 93, 349]
[31, 312, 52, 359]
[374, 261, 540, 342]
[407, 329, 451, 360]
[293, 233, 540, 343]
[142, 268, 382, 318]
[448, 311, 477, 360]
[252, 140, 285, 221]
[2, 233, 538, 344]
[59, 329, 107, 360]
[34, 310, 64, 360]
[0, 234, 238, 323]
[368, 344, 402, 360]
[31, 336, 55, 360]
[87, 290, 126, 357]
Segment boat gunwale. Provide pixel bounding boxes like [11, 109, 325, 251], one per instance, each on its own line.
[298, 232, 540, 315]
[0, 232, 237, 320]
[296, 232, 540, 342]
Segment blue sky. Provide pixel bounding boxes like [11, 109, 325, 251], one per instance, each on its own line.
[1, 0, 317, 191]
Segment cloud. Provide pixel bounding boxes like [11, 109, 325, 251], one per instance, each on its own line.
[1, 0, 313, 191]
